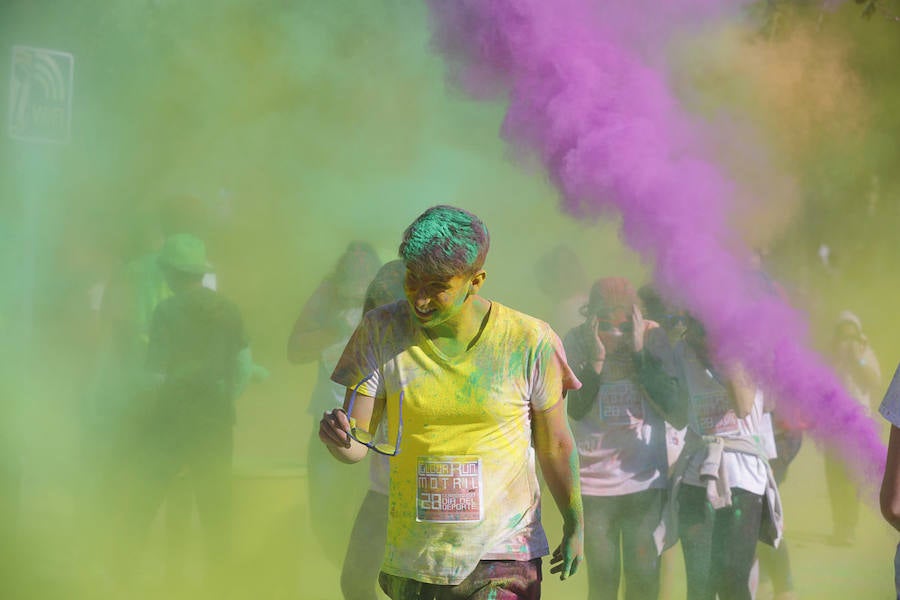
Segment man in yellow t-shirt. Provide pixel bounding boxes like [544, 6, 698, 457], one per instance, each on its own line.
[320, 205, 584, 599]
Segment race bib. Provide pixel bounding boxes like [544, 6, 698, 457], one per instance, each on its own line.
[693, 391, 740, 436]
[416, 456, 483, 523]
[598, 380, 645, 426]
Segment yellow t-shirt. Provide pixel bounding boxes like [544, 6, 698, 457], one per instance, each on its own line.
[332, 300, 579, 585]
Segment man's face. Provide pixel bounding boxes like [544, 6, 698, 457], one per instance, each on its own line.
[403, 267, 478, 330]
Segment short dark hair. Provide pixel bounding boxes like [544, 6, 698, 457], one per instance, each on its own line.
[398, 205, 489, 278]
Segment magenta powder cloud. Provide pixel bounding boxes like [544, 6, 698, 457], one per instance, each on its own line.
[428, 0, 885, 486]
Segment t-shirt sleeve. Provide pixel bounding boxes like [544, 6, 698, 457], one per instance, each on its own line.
[530, 327, 582, 413]
[879, 362, 900, 427]
[330, 311, 383, 398]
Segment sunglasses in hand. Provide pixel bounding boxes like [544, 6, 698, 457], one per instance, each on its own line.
[342, 375, 404, 457]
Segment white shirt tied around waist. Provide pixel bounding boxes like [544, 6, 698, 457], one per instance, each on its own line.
[654, 430, 784, 554]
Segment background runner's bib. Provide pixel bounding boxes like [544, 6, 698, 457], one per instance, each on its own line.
[598, 380, 645, 426]
[675, 342, 769, 495]
[692, 390, 740, 436]
[416, 456, 483, 523]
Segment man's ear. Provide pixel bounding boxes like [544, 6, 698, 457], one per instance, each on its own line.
[469, 270, 487, 295]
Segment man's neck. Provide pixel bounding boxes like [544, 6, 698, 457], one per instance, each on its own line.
[425, 296, 491, 355]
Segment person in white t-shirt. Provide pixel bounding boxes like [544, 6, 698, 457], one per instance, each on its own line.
[652, 316, 782, 600]
[563, 278, 671, 600]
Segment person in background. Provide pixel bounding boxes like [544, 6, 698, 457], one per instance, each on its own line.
[287, 241, 382, 565]
[341, 259, 405, 600]
[84, 195, 211, 583]
[637, 284, 686, 600]
[320, 205, 584, 599]
[826, 310, 881, 546]
[118, 234, 253, 595]
[878, 364, 900, 600]
[651, 315, 782, 600]
[563, 278, 671, 600]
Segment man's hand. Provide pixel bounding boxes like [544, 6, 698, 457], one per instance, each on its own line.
[319, 388, 382, 464]
[319, 407, 353, 450]
[549, 523, 584, 580]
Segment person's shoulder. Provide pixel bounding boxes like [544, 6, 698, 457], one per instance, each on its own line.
[179, 287, 240, 316]
[365, 298, 408, 318]
[362, 299, 412, 331]
[562, 320, 589, 342]
[149, 292, 179, 324]
[492, 302, 558, 343]
[214, 290, 244, 318]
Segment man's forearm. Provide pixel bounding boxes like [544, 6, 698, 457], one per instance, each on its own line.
[537, 436, 584, 529]
[327, 440, 369, 464]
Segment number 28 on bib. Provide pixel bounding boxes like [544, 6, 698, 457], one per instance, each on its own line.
[416, 456, 484, 523]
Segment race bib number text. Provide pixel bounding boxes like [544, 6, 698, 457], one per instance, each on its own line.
[416, 456, 483, 523]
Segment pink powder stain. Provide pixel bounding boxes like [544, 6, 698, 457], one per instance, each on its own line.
[428, 0, 885, 488]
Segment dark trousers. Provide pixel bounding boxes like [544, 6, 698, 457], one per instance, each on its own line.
[378, 559, 542, 600]
[678, 485, 763, 600]
[119, 418, 234, 590]
[583, 489, 663, 600]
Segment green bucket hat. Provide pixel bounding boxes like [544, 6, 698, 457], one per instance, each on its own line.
[158, 234, 213, 274]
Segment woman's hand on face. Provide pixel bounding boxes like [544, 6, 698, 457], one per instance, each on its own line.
[585, 316, 607, 371]
[631, 304, 646, 353]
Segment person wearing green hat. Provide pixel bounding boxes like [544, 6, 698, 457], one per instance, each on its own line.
[116, 233, 252, 595]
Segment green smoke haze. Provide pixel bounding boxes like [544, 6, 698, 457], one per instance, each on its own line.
[1, 1, 899, 598]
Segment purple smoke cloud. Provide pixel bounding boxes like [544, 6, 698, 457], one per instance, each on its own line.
[428, 0, 885, 486]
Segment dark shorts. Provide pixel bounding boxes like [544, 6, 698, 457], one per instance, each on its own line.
[378, 558, 542, 600]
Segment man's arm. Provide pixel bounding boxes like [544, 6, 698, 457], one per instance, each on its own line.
[532, 399, 584, 581]
[319, 387, 385, 464]
[881, 425, 900, 531]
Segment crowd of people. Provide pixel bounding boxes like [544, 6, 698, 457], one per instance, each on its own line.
[68, 201, 897, 600]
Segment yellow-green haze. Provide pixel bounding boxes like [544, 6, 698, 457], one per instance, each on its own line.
[1, 1, 899, 598]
